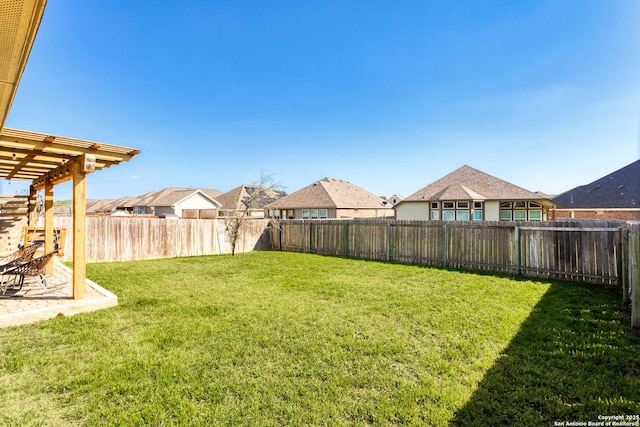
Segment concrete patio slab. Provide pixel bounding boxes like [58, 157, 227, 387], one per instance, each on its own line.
[0, 260, 117, 328]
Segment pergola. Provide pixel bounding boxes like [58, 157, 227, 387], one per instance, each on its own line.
[0, 0, 140, 298]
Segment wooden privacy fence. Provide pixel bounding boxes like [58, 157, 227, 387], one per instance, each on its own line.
[271, 219, 640, 328]
[53, 217, 271, 262]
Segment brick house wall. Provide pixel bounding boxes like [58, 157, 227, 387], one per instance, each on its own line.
[551, 209, 640, 222]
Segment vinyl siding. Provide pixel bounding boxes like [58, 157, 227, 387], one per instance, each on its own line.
[395, 202, 429, 220]
[485, 201, 500, 221]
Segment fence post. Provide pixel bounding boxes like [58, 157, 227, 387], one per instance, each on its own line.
[308, 222, 313, 253]
[514, 225, 521, 275]
[443, 223, 448, 268]
[386, 222, 391, 262]
[621, 228, 629, 305]
[630, 230, 640, 329]
[343, 222, 349, 257]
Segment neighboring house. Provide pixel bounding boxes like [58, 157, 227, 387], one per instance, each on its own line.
[264, 177, 394, 220]
[215, 185, 287, 218]
[85, 199, 112, 216]
[130, 187, 223, 218]
[86, 198, 129, 216]
[54, 204, 71, 216]
[387, 194, 404, 206]
[395, 165, 554, 221]
[551, 159, 640, 221]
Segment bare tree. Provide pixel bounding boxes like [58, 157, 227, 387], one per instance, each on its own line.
[224, 171, 285, 256]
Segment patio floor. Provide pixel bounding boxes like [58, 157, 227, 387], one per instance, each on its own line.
[0, 260, 117, 328]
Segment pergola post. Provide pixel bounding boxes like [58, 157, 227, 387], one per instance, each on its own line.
[44, 179, 54, 275]
[72, 159, 87, 299]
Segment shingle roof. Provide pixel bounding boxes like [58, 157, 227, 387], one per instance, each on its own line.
[265, 177, 391, 210]
[134, 187, 222, 207]
[553, 159, 640, 209]
[86, 199, 115, 212]
[403, 165, 549, 202]
[86, 197, 138, 212]
[216, 185, 286, 211]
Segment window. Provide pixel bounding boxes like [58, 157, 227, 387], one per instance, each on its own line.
[529, 210, 542, 221]
[302, 209, 309, 219]
[456, 210, 470, 221]
[457, 201, 469, 209]
[319, 209, 328, 219]
[431, 202, 439, 209]
[311, 209, 318, 219]
[473, 210, 483, 220]
[514, 210, 527, 221]
[500, 210, 512, 221]
[443, 202, 454, 209]
[500, 202, 512, 209]
[430, 210, 439, 220]
[473, 201, 483, 209]
[514, 201, 526, 209]
[442, 210, 455, 221]
[529, 202, 542, 208]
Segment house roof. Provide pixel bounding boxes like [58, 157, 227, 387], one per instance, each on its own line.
[133, 187, 222, 208]
[265, 177, 391, 210]
[402, 165, 551, 204]
[86, 197, 139, 213]
[86, 199, 114, 213]
[552, 159, 640, 209]
[216, 185, 287, 211]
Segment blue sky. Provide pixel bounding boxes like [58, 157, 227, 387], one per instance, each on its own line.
[3, 0, 640, 200]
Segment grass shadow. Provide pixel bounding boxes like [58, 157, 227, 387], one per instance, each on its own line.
[451, 281, 640, 426]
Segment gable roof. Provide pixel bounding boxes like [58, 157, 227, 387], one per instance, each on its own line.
[553, 159, 640, 209]
[86, 199, 115, 213]
[402, 165, 550, 203]
[265, 177, 391, 210]
[133, 187, 222, 208]
[87, 197, 139, 213]
[216, 185, 287, 211]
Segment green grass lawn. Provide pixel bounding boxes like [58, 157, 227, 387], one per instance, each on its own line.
[1, 251, 639, 426]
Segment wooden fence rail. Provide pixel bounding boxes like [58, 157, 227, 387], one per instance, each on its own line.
[271, 219, 640, 328]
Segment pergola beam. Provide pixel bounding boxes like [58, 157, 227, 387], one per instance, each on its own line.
[0, 130, 139, 159]
[32, 160, 75, 190]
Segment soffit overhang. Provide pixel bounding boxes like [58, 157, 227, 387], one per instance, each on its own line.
[0, 0, 48, 130]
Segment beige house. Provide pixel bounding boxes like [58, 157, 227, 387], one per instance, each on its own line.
[128, 187, 222, 218]
[395, 165, 554, 221]
[265, 177, 394, 220]
[216, 185, 287, 218]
